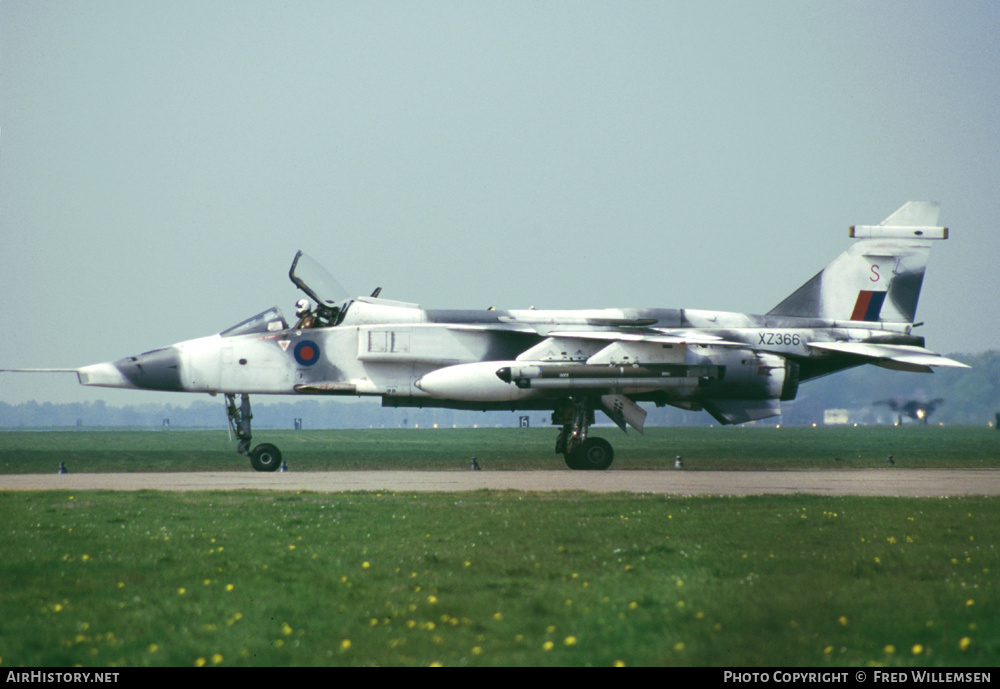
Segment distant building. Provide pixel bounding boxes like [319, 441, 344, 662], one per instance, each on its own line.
[823, 409, 850, 425]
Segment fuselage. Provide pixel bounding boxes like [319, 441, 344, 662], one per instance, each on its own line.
[76, 296, 920, 412]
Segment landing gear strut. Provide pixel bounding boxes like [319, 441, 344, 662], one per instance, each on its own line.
[225, 393, 282, 472]
[553, 397, 614, 470]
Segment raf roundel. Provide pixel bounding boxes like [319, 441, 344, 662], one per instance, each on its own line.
[294, 340, 321, 366]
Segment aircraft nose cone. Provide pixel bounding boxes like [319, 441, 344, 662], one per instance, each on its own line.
[114, 347, 184, 391]
[79, 347, 185, 391]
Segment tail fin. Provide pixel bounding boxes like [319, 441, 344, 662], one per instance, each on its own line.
[767, 202, 947, 323]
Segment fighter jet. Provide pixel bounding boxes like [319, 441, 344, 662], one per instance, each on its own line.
[875, 397, 946, 424]
[6, 202, 969, 471]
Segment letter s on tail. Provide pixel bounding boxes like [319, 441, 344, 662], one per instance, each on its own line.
[767, 202, 947, 324]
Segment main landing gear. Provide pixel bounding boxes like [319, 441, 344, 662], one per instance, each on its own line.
[226, 393, 282, 472]
[553, 397, 614, 471]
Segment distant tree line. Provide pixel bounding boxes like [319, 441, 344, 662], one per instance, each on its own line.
[782, 350, 999, 426]
[2, 351, 997, 429]
[0, 397, 536, 430]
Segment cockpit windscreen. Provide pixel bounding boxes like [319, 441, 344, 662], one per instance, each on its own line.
[220, 308, 288, 338]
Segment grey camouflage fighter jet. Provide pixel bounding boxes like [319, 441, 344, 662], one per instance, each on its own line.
[8, 202, 969, 471]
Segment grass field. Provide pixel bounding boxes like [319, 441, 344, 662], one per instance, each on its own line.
[1, 491, 996, 667]
[1, 426, 997, 667]
[1, 425, 998, 473]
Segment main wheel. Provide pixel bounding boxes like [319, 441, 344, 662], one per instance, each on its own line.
[250, 443, 282, 472]
[564, 437, 614, 471]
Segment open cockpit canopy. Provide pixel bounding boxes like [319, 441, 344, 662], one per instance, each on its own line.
[289, 251, 353, 326]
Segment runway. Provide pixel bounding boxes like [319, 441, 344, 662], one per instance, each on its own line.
[2, 469, 1000, 496]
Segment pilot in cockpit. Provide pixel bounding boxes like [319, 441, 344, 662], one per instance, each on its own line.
[294, 298, 316, 330]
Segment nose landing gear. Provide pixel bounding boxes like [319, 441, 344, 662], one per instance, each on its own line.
[226, 393, 283, 472]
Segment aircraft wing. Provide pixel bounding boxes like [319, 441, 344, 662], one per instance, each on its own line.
[806, 342, 969, 373]
[544, 330, 746, 347]
[445, 323, 540, 335]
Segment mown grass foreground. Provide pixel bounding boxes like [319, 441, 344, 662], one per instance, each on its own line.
[2, 425, 998, 473]
[1, 490, 996, 667]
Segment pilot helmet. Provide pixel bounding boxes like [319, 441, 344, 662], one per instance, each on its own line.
[295, 299, 312, 317]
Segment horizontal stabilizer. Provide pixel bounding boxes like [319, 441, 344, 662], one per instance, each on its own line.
[807, 342, 969, 373]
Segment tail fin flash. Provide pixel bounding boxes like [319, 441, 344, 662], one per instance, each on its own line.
[767, 202, 948, 323]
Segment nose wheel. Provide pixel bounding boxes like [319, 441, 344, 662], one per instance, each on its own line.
[226, 393, 283, 472]
[249, 443, 282, 472]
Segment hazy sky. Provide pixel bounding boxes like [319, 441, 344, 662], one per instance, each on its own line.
[2, 1, 999, 406]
